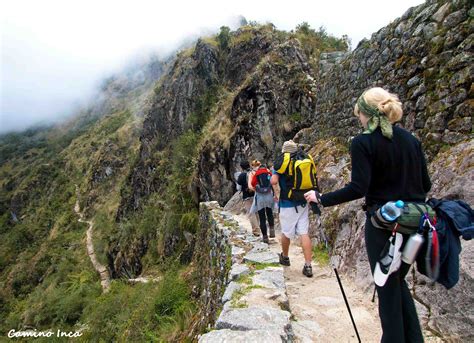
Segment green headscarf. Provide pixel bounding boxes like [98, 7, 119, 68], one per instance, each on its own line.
[357, 91, 393, 139]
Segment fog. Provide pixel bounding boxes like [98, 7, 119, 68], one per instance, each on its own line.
[0, 0, 424, 134]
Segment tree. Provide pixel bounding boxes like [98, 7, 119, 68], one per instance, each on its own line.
[296, 22, 312, 35]
[217, 26, 231, 51]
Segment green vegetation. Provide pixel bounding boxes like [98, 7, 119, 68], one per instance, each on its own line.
[217, 26, 231, 51]
[292, 22, 350, 70]
[230, 276, 264, 309]
[289, 112, 303, 122]
[80, 269, 195, 342]
[294, 22, 350, 55]
[0, 103, 201, 340]
[313, 243, 330, 266]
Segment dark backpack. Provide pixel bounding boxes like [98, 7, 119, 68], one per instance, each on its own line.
[255, 168, 272, 194]
[237, 172, 248, 191]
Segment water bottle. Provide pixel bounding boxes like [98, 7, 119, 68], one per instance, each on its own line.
[380, 200, 405, 222]
[402, 233, 424, 264]
[371, 200, 404, 229]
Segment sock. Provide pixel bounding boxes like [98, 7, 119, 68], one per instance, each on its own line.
[304, 261, 312, 267]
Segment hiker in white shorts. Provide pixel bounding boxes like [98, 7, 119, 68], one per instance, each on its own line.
[271, 140, 313, 277]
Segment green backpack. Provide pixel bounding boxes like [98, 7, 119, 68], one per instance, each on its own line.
[396, 202, 436, 234]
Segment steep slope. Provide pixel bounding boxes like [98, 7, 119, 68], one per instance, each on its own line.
[113, 23, 348, 279]
[0, 55, 166, 336]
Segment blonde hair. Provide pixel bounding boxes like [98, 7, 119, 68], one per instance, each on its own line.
[354, 87, 403, 123]
[250, 160, 261, 168]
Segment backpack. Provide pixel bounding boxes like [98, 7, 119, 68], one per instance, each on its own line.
[254, 167, 272, 194]
[370, 202, 437, 235]
[275, 149, 319, 202]
[236, 172, 247, 192]
[397, 202, 437, 233]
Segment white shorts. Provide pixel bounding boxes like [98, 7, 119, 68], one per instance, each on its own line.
[279, 204, 309, 239]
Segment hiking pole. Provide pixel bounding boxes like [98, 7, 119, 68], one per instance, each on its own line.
[334, 267, 362, 343]
[317, 220, 361, 342]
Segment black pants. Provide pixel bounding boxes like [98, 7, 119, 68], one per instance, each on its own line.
[365, 216, 423, 343]
[257, 207, 274, 237]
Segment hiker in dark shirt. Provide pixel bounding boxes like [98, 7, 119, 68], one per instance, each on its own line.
[237, 161, 260, 236]
[305, 87, 431, 343]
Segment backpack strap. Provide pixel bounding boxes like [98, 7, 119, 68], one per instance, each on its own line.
[413, 203, 430, 219]
[275, 153, 291, 174]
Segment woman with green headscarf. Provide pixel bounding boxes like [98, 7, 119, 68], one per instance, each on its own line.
[305, 87, 431, 343]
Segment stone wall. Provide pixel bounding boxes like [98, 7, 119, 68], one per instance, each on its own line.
[306, 0, 472, 158]
[191, 202, 294, 342]
[187, 202, 233, 338]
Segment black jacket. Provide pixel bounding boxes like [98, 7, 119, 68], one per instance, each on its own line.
[321, 126, 431, 207]
[418, 198, 474, 289]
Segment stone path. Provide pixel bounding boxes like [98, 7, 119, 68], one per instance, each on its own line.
[275, 239, 381, 342]
[231, 213, 381, 342]
[199, 208, 294, 342]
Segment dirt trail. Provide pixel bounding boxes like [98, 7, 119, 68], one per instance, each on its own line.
[233, 213, 381, 342]
[74, 185, 111, 292]
[73, 186, 160, 289]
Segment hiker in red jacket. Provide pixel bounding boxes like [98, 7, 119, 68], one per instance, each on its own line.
[248, 160, 275, 244]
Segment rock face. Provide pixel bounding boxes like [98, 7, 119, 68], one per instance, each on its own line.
[304, 0, 472, 156]
[117, 40, 221, 217]
[197, 39, 318, 204]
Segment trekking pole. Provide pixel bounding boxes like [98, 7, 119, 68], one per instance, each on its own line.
[334, 267, 362, 343]
[371, 285, 377, 303]
[315, 209, 361, 342]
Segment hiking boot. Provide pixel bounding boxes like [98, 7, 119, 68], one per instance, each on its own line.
[269, 225, 275, 238]
[262, 236, 269, 244]
[279, 253, 290, 266]
[252, 227, 260, 236]
[302, 264, 313, 278]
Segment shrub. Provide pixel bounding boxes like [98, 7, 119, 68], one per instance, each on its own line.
[217, 26, 231, 51]
[293, 23, 350, 62]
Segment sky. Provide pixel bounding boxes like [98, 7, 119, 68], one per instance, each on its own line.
[0, 0, 425, 134]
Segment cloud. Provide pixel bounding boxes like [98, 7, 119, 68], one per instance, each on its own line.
[0, 0, 424, 133]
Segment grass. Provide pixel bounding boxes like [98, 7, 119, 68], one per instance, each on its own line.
[230, 277, 264, 309]
[313, 243, 330, 266]
[245, 261, 280, 270]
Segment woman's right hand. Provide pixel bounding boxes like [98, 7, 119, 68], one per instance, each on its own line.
[304, 190, 321, 204]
